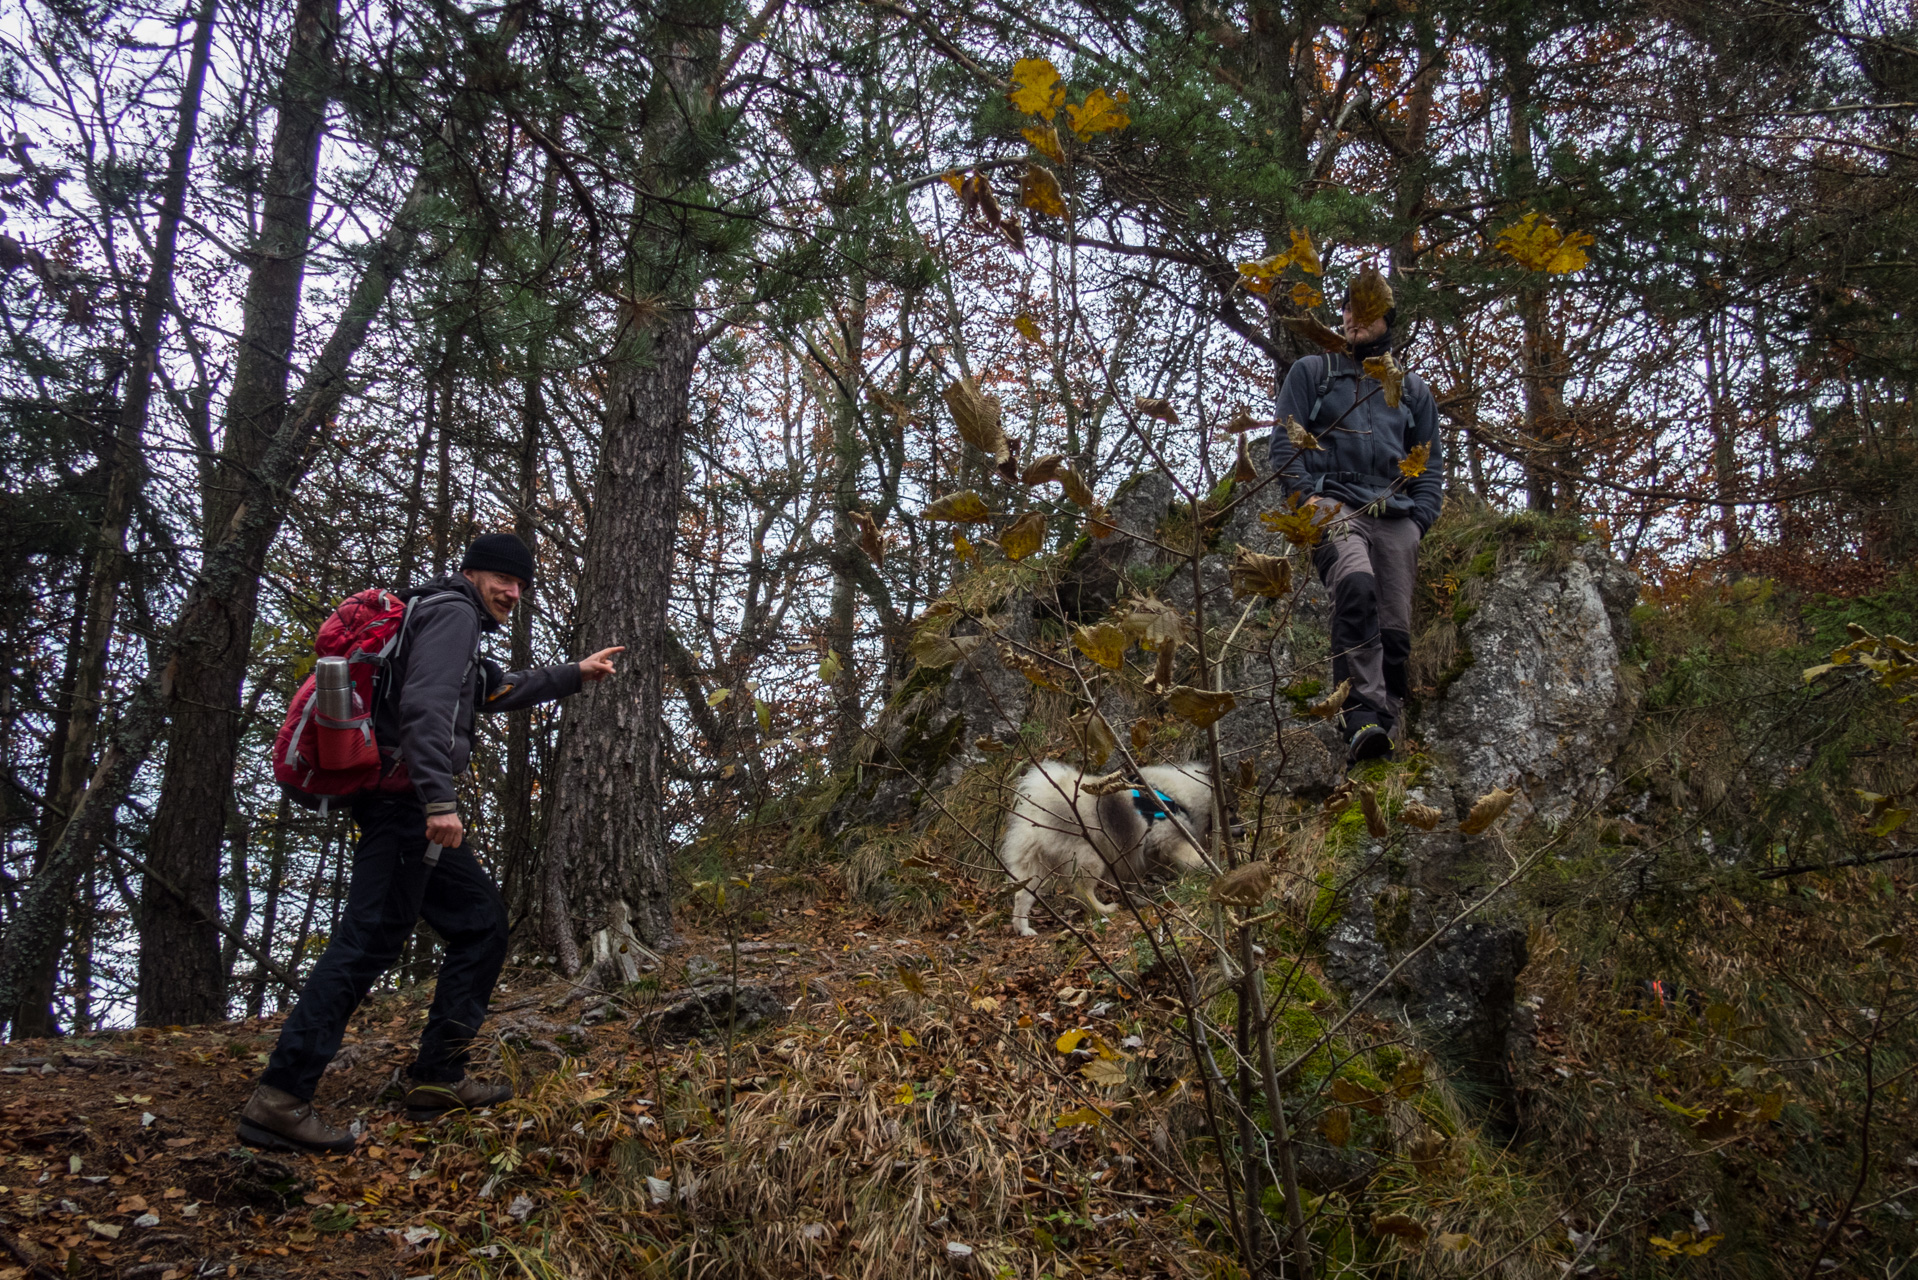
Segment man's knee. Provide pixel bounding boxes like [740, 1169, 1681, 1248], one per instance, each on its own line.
[1329, 570, 1380, 649]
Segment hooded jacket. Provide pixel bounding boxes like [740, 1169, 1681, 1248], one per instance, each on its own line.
[1266, 350, 1443, 533]
[378, 574, 582, 814]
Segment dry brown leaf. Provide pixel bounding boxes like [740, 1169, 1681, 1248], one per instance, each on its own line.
[1322, 778, 1355, 818]
[1002, 217, 1026, 254]
[852, 510, 883, 565]
[1135, 396, 1179, 424]
[1150, 641, 1176, 690]
[1121, 598, 1187, 652]
[1071, 708, 1117, 768]
[1165, 684, 1236, 728]
[1079, 769, 1133, 796]
[1224, 404, 1264, 434]
[910, 625, 984, 670]
[1347, 263, 1395, 326]
[921, 490, 995, 523]
[1081, 1058, 1128, 1088]
[1087, 503, 1118, 539]
[1229, 546, 1293, 599]
[1130, 719, 1150, 751]
[1233, 433, 1258, 483]
[1073, 622, 1127, 670]
[1282, 314, 1352, 354]
[1283, 416, 1322, 452]
[1059, 468, 1096, 509]
[1362, 352, 1405, 409]
[998, 641, 1067, 691]
[1021, 453, 1067, 485]
[1400, 801, 1443, 831]
[974, 736, 1008, 754]
[1000, 510, 1047, 561]
[1209, 860, 1276, 907]
[1360, 785, 1389, 838]
[943, 378, 1007, 462]
[1371, 1213, 1428, 1244]
[1305, 678, 1352, 719]
[1459, 786, 1518, 835]
[1318, 1106, 1352, 1147]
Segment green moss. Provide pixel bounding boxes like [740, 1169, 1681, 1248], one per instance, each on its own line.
[1464, 550, 1499, 578]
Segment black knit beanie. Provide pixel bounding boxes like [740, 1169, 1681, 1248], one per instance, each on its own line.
[461, 532, 536, 585]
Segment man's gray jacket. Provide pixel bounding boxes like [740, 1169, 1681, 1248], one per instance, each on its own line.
[1265, 352, 1443, 534]
[378, 574, 581, 815]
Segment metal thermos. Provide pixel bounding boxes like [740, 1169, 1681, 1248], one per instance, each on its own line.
[315, 656, 354, 720]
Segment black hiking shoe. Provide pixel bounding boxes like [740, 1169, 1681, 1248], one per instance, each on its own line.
[1347, 722, 1394, 763]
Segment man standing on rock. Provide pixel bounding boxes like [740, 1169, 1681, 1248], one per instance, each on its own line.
[238, 533, 623, 1154]
[1269, 267, 1442, 763]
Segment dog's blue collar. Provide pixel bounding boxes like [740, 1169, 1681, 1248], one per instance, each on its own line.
[1130, 788, 1185, 823]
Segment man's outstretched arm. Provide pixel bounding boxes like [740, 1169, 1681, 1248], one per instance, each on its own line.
[482, 645, 623, 712]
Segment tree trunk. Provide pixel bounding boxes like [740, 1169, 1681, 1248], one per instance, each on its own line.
[4, 0, 220, 1037]
[247, 811, 290, 1018]
[136, 0, 340, 1026]
[543, 310, 700, 953]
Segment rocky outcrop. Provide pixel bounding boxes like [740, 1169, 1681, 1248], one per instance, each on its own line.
[828, 465, 1642, 1124]
[1426, 542, 1640, 825]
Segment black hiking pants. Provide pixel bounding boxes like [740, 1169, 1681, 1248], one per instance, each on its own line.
[259, 793, 508, 1101]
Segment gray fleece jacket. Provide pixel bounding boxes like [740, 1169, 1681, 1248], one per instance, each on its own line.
[378, 575, 582, 814]
[1266, 351, 1443, 533]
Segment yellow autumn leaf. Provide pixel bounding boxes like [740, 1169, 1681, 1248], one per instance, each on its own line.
[1237, 248, 1293, 294]
[1458, 786, 1518, 835]
[939, 170, 964, 195]
[1000, 510, 1047, 561]
[1290, 281, 1324, 308]
[1022, 122, 1065, 164]
[893, 1082, 916, 1105]
[898, 1028, 918, 1047]
[817, 651, 843, 682]
[1066, 87, 1130, 140]
[706, 687, 731, 706]
[1436, 1233, 1475, 1252]
[1008, 57, 1064, 120]
[1347, 264, 1394, 326]
[1013, 313, 1045, 343]
[1289, 226, 1322, 274]
[1055, 1028, 1088, 1053]
[1073, 622, 1128, 670]
[1165, 684, 1236, 729]
[1399, 442, 1431, 478]
[895, 963, 929, 996]
[1259, 497, 1335, 547]
[1362, 352, 1405, 408]
[1496, 211, 1593, 274]
[921, 490, 995, 523]
[954, 532, 978, 567]
[1053, 1105, 1109, 1129]
[1020, 162, 1066, 218]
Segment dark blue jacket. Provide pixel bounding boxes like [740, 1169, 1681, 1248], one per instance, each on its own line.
[1265, 352, 1443, 533]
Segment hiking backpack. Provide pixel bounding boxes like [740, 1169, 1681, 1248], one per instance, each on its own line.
[272, 588, 416, 806]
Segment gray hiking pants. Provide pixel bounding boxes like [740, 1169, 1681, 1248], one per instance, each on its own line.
[1308, 506, 1420, 735]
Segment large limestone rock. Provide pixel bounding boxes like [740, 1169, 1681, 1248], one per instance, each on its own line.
[1425, 542, 1640, 825]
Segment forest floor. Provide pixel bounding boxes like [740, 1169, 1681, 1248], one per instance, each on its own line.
[0, 874, 1580, 1280]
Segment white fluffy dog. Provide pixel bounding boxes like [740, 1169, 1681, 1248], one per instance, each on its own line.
[1000, 761, 1216, 937]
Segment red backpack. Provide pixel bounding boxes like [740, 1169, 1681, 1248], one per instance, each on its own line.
[272, 588, 417, 805]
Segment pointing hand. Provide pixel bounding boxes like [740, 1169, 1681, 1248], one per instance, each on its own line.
[580, 646, 625, 683]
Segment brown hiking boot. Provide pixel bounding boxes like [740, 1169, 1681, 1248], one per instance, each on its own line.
[404, 1077, 513, 1122]
[236, 1084, 357, 1155]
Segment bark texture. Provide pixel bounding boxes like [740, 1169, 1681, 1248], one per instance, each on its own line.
[137, 0, 339, 1025]
[542, 311, 699, 950]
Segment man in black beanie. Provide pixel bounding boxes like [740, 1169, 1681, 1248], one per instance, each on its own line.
[238, 533, 623, 1153]
[1267, 267, 1441, 763]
